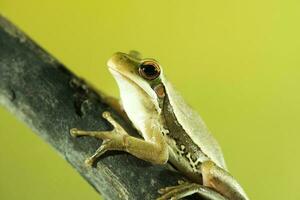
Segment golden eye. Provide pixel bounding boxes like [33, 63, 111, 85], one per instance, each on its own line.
[139, 61, 161, 80]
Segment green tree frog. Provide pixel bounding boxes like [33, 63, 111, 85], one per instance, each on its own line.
[70, 52, 249, 200]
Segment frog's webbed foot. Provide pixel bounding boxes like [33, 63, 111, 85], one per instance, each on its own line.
[157, 181, 228, 200]
[70, 112, 128, 166]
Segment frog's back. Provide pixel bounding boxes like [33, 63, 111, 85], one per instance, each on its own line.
[162, 77, 226, 169]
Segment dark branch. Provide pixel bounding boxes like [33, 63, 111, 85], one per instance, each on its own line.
[0, 16, 201, 200]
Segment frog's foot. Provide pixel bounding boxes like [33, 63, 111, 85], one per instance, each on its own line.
[70, 111, 169, 166]
[157, 182, 228, 200]
[70, 112, 127, 138]
[70, 112, 128, 166]
[158, 180, 189, 194]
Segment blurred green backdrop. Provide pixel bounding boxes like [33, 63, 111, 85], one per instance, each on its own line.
[1, 1, 299, 200]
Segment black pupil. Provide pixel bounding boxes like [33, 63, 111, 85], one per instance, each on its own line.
[141, 64, 158, 77]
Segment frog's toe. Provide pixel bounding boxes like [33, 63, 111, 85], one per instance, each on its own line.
[157, 183, 192, 200]
[70, 128, 79, 137]
[158, 186, 174, 194]
[158, 180, 190, 195]
[177, 180, 187, 185]
[157, 189, 180, 200]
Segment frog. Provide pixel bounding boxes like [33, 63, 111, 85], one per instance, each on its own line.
[70, 51, 249, 200]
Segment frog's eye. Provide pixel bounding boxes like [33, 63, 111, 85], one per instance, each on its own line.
[139, 61, 161, 80]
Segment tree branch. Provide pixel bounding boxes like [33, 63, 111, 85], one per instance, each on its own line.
[0, 16, 202, 200]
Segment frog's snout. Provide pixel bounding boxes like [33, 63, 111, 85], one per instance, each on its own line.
[107, 52, 126, 69]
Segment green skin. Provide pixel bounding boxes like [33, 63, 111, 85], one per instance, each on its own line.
[70, 52, 249, 200]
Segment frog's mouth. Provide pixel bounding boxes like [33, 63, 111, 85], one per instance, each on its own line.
[108, 66, 134, 85]
[108, 65, 160, 107]
[107, 65, 123, 77]
[108, 66, 148, 95]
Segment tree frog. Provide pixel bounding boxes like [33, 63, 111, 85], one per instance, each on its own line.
[70, 52, 249, 200]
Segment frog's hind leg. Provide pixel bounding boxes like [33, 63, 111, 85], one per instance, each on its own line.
[70, 111, 168, 166]
[157, 182, 228, 200]
[201, 161, 249, 200]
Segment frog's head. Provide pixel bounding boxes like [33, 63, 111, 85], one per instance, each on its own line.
[107, 52, 166, 110]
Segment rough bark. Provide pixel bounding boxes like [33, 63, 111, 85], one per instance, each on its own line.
[0, 16, 201, 200]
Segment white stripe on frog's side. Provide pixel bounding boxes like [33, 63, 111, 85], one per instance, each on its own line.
[161, 93, 209, 180]
[161, 75, 227, 170]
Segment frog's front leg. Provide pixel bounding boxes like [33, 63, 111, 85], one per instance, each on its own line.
[70, 111, 168, 166]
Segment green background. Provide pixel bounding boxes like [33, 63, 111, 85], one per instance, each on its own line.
[1, 1, 299, 199]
